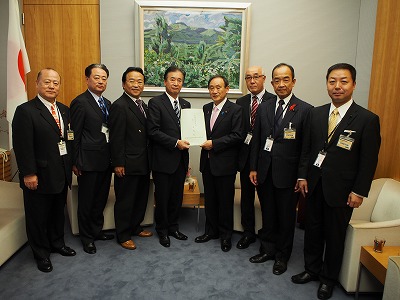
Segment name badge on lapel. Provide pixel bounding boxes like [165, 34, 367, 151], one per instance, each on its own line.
[337, 130, 355, 151]
[67, 124, 74, 141]
[264, 136, 274, 152]
[101, 123, 109, 143]
[58, 141, 67, 156]
[244, 133, 252, 145]
[284, 122, 296, 140]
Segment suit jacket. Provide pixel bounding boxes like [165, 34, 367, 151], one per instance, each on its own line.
[200, 100, 244, 176]
[109, 93, 150, 175]
[70, 90, 111, 172]
[250, 95, 313, 188]
[12, 97, 72, 193]
[147, 92, 190, 174]
[236, 89, 275, 171]
[298, 102, 381, 207]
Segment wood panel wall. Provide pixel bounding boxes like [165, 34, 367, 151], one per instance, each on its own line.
[23, 0, 100, 106]
[368, 0, 400, 180]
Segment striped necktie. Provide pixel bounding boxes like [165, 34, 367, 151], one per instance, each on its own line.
[98, 96, 108, 123]
[250, 95, 259, 129]
[174, 100, 180, 124]
[51, 103, 61, 135]
[328, 108, 339, 142]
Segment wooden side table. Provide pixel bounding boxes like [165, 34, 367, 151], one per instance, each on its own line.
[355, 246, 400, 299]
[182, 176, 201, 231]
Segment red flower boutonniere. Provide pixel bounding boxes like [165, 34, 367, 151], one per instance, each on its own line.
[289, 104, 297, 111]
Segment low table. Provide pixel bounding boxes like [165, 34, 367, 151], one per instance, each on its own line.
[355, 246, 400, 299]
[182, 176, 201, 231]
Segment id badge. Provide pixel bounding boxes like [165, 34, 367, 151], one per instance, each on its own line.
[264, 137, 274, 152]
[58, 141, 67, 156]
[244, 133, 252, 145]
[67, 129, 74, 141]
[313, 151, 326, 168]
[337, 135, 354, 151]
[284, 128, 296, 139]
[101, 124, 110, 143]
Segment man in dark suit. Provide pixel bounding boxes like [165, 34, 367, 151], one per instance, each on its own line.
[70, 64, 114, 255]
[195, 75, 244, 252]
[249, 63, 312, 275]
[109, 67, 152, 251]
[292, 63, 381, 300]
[235, 66, 275, 249]
[12, 68, 76, 272]
[147, 66, 191, 247]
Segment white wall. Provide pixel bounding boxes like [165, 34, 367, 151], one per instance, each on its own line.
[100, 0, 377, 191]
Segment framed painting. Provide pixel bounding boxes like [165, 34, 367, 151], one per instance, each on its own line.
[134, 1, 251, 97]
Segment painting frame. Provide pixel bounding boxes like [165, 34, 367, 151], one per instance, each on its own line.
[134, 1, 251, 97]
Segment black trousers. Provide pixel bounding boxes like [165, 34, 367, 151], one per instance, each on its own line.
[202, 159, 236, 240]
[23, 184, 67, 260]
[239, 159, 260, 238]
[77, 168, 112, 244]
[304, 179, 353, 285]
[257, 168, 298, 262]
[114, 174, 150, 243]
[153, 161, 185, 236]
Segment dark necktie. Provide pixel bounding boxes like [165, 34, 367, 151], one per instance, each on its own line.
[274, 99, 285, 134]
[98, 96, 108, 123]
[136, 99, 146, 117]
[174, 100, 180, 124]
[250, 95, 259, 130]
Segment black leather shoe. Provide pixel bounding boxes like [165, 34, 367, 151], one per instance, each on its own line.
[83, 242, 96, 254]
[159, 235, 170, 247]
[273, 260, 287, 275]
[95, 233, 114, 240]
[36, 258, 53, 272]
[236, 236, 256, 249]
[168, 230, 188, 240]
[52, 245, 76, 256]
[291, 271, 319, 284]
[194, 234, 219, 243]
[221, 239, 232, 252]
[249, 253, 275, 263]
[317, 283, 333, 300]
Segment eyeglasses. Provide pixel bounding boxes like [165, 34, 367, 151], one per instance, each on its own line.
[245, 75, 265, 81]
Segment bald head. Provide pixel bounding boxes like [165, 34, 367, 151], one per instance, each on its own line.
[244, 66, 266, 95]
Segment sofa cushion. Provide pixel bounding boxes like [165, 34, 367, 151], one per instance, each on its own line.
[371, 179, 400, 222]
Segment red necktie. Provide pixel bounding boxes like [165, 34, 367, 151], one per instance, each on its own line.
[250, 95, 259, 129]
[51, 103, 61, 135]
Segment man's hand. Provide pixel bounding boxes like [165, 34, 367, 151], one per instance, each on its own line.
[347, 192, 363, 208]
[72, 165, 82, 176]
[249, 171, 258, 186]
[177, 140, 190, 150]
[114, 166, 125, 178]
[295, 179, 308, 198]
[200, 140, 213, 150]
[24, 174, 38, 190]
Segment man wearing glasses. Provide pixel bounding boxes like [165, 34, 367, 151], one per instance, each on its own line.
[235, 66, 275, 249]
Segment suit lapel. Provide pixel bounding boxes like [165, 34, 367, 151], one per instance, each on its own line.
[279, 96, 298, 130]
[35, 98, 62, 136]
[125, 95, 146, 126]
[86, 90, 104, 121]
[327, 102, 358, 146]
[161, 93, 180, 129]
[204, 103, 213, 136]
[211, 100, 231, 132]
[266, 98, 276, 131]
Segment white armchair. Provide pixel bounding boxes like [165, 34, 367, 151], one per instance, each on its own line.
[383, 256, 400, 300]
[339, 178, 400, 293]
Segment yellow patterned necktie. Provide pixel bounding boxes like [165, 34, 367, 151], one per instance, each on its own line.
[328, 108, 339, 142]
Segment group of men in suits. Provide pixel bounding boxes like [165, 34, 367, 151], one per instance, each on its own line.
[12, 62, 380, 296]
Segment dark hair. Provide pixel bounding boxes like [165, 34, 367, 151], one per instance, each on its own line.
[272, 63, 295, 79]
[122, 67, 145, 83]
[163, 66, 186, 81]
[207, 75, 229, 88]
[326, 63, 356, 82]
[85, 63, 109, 78]
[37, 68, 60, 81]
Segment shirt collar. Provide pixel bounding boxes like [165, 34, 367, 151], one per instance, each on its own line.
[329, 99, 353, 117]
[38, 94, 56, 109]
[213, 98, 227, 110]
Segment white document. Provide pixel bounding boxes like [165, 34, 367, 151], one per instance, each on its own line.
[180, 109, 207, 146]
